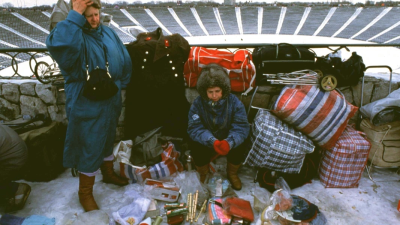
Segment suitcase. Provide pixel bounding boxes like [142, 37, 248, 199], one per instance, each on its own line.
[359, 119, 400, 167]
[245, 109, 315, 174]
[183, 47, 256, 93]
[252, 43, 316, 85]
[319, 125, 371, 188]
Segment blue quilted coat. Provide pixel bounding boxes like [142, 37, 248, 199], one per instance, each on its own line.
[46, 10, 132, 172]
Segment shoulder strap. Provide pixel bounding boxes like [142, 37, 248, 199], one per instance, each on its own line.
[83, 38, 110, 80]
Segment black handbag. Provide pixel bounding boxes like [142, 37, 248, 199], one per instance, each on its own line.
[82, 45, 118, 101]
[252, 43, 316, 85]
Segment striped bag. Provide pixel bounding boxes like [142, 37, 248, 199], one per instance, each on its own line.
[319, 125, 371, 188]
[183, 47, 256, 92]
[245, 110, 315, 173]
[118, 142, 184, 183]
[272, 85, 358, 150]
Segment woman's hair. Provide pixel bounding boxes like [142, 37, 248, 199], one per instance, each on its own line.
[196, 64, 231, 101]
[90, 0, 102, 9]
[70, 0, 102, 11]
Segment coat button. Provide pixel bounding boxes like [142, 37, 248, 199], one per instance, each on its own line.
[172, 67, 175, 70]
[175, 74, 178, 77]
[145, 51, 148, 54]
[167, 54, 169, 57]
[144, 59, 147, 62]
[142, 66, 145, 69]
[169, 60, 172, 63]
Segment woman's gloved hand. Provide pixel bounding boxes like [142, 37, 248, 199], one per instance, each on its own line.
[213, 140, 230, 156]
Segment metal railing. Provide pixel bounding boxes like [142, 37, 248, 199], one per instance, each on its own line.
[0, 43, 399, 81]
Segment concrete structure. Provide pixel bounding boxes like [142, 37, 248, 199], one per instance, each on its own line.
[224, 0, 236, 5]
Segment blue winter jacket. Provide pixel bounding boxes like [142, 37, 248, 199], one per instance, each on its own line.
[188, 94, 250, 149]
[46, 10, 132, 172]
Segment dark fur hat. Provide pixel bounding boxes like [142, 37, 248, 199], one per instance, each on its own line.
[197, 64, 231, 101]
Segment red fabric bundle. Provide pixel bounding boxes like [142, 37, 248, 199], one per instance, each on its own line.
[223, 197, 254, 222]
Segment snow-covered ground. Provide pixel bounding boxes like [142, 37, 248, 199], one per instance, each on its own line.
[1, 162, 400, 225]
[1, 35, 400, 224]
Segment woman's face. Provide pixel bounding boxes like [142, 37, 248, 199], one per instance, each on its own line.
[84, 6, 100, 29]
[207, 87, 222, 102]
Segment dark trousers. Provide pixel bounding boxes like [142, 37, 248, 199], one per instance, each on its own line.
[189, 139, 247, 167]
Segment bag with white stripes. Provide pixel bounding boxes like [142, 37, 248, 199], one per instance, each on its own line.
[183, 47, 256, 93]
[245, 109, 315, 173]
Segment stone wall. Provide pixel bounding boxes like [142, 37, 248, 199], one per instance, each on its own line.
[1, 75, 399, 141]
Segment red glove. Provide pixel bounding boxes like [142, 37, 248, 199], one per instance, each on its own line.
[213, 140, 230, 156]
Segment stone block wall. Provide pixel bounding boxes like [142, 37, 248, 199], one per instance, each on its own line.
[1, 75, 399, 141]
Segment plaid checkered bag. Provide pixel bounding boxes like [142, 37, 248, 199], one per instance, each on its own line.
[319, 125, 371, 188]
[272, 85, 358, 150]
[118, 141, 184, 183]
[244, 110, 315, 173]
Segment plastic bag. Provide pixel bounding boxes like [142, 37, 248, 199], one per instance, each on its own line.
[252, 186, 271, 212]
[115, 141, 183, 183]
[271, 178, 293, 212]
[112, 190, 151, 225]
[207, 173, 236, 198]
[173, 171, 209, 206]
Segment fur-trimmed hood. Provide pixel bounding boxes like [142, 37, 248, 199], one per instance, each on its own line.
[196, 64, 231, 101]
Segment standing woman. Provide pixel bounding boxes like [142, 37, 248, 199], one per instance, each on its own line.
[46, 0, 132, 212]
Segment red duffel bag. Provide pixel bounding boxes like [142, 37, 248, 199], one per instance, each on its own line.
[183, 47, 256, 93]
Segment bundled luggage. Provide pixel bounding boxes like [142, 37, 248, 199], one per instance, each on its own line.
[272, 85, 358, 150]
[252, 43, 316, 85]
[245, 109, 315, 174]
[183, 47, 256, 92]
[319, 125, 371, 188]
[359, 119, 400, 167]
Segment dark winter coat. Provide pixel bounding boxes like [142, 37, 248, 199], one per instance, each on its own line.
[187, 65, 250, 149]
[46, 10, 132, 172]
[125, 27, 190, 139]
[188, 94, 250, 149]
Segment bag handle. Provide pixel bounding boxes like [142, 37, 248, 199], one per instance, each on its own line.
[133, 126, 163, 147]
[83, 39, 111, 81]
[276, 43, 302, 59]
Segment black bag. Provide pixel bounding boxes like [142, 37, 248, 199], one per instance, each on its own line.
[316, 52, 365, 88]
[82, 44, 118, 101]
[83, 67, 118, 101]
[252, 43, 316, 85]
[256, 150, 321, 192]
[19, 122, 67, 182]
[337, 52, 365, 87]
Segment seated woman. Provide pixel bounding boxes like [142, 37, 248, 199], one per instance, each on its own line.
[187, 64, 250, 190]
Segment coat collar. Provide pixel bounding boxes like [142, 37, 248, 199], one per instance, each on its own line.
[206, 97, 227, 107]
[138, 27, 189, 62]
[83, 22, 103, 37]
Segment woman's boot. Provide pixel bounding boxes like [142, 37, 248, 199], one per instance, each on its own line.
[78, 173, 99, 212]
[227, 162, 242, 190]
[100, 161, 129, 186]
[196, 164, 209, 183]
